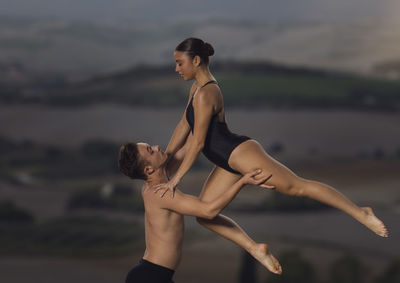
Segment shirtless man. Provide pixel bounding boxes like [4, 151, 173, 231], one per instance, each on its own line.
[118, 141, 282, 283]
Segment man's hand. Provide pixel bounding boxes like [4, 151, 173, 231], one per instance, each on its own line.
[241, 169, 275, 189]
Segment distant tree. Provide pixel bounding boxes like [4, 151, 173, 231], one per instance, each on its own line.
[329, 254, 366, 283]
[68, 187, 109, 209]
[81, 139, 118, 159]
[27, 216, 141, 256]
[373, 147, 385, 160]
[67, 183, 143, 212]
[238, 251, 257, 283]
[266, 250, 315, 283]
[0, 200, 34, 224]
[80, 139, 120, 173]
[395, 147, 400, 159]
[374, 258, 400, 283]
[20, 139, 36, 150]
[113, 183, 134, 197]
[372, 147, 385, 160]
[44, 145, 64, 160]
[0, 136, 16, 154]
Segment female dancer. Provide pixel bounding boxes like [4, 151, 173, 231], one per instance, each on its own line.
[155, 38, 388, 252]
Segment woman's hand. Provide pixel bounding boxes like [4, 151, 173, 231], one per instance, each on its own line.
[153, 177, 181, 198]
[241, 169, 275, 189]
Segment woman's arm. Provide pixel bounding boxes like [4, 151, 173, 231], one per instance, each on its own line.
[165, 136, 189, 178]
[164, 112, 190, 163]
[164, 83, 197, 162]
[156, 89, 216, 196]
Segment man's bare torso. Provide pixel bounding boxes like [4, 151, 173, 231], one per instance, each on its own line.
[141, 185, 184, 270]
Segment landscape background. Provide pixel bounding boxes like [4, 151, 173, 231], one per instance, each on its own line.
[0, 1, 399, 283]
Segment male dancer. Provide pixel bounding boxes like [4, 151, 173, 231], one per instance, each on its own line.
[118, 141, 282, 283]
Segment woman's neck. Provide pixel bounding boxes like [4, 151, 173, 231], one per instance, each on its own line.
[194, 66, 215, 87]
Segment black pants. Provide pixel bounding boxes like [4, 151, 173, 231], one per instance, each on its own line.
[125, 259, 175, 283]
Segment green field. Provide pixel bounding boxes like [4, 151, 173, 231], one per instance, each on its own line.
[215, 71, 400, 109]
[1, 61, 400, 110]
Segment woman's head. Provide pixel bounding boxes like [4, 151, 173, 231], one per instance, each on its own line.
[174, 37, 214, 80]
[175, 37, 214, 65]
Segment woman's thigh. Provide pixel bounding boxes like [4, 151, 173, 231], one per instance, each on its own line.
[228, 140, 302, 191]
[199, 166, 242, 202]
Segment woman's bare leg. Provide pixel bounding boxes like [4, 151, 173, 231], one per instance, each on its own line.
[196, 166, 282, 274]
[229, 140, 389, 237]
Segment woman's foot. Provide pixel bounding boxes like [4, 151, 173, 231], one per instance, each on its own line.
[249, 243, 282, 274]
[361, 207, 389, 237]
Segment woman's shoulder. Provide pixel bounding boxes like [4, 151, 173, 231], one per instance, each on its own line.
[188, 82, 198, 99]
[193, 85, 220, 108]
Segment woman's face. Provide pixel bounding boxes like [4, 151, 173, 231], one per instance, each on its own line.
[174, 51, 197, 81]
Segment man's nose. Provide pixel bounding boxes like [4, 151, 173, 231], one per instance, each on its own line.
[155, 145, 160, 151]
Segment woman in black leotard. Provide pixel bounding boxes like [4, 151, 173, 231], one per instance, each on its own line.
[185, 79, 251, 174]
[156, 38, 388, 249]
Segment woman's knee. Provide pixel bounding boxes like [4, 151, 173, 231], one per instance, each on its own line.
[277, 177, 308, 197]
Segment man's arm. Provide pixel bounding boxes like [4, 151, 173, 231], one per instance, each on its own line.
[151, 170, 271, 219]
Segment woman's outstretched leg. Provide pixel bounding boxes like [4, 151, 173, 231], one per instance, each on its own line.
[291, 179, 388, 237]
[229, 140, 389, 238]
[196, 166, 282, 274]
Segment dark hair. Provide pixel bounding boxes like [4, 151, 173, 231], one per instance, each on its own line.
[118, 142, 148, 180]
[175, 37, 214, 65]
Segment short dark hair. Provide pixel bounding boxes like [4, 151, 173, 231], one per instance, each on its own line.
[118, 142, 148, 180]
[175, 37, 214, 65]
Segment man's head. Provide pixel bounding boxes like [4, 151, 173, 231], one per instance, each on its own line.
[118, 142, 168, 180]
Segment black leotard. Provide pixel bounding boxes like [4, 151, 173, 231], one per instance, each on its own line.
[185, 80, 250, 174]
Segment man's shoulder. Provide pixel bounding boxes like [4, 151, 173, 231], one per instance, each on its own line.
[142, 184, 168, 207]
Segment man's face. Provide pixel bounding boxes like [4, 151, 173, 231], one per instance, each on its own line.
[136, 142, 168, 172]
[174, 50, 197, 81]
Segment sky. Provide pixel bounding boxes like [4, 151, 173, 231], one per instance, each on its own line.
[0, 0, 398, 25]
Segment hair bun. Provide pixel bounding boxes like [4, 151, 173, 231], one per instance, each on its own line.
[203, 42, 214, 56]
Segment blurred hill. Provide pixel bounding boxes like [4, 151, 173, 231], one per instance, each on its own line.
[1, 60, 400, 111]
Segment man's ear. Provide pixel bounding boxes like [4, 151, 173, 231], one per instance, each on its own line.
[193, 55, 201, 67]
[144, 165, 154, 176]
